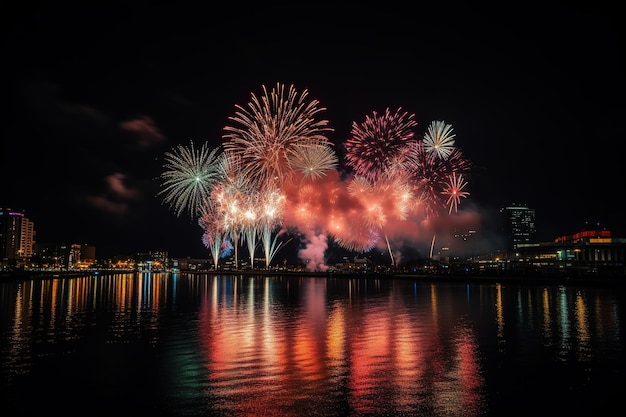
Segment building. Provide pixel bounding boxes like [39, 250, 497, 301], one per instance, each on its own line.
[0, 207, 36, 267]
[449, 227, 625, 278]
[500, 203, 536, 251]
[500, 228, 625, 277]
[136, 250, 170, 271]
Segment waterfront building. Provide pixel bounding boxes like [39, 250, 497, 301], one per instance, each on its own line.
[0, 207, 35, 267]
[455, 228, 626, 278]
[136, 250, 170, 271]
[500, 203, 536, 251]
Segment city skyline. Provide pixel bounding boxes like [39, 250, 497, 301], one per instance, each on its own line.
[5, 202, 613, 264]
[2, 2, 624, 259]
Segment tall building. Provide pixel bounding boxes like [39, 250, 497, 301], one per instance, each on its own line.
[20, 217, 35, 259]
[1, 207, 36, 266]
[500, 203, 536, 251]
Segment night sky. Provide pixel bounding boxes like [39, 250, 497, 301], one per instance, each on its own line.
[2, 2, 624, 260]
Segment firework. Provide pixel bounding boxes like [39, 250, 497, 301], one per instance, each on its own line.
[242, 201, 259, 269]
[349, 175, 412, 226]
[222, 82, 334, 189]
[403, 139, 471, 217]
[292, 183, 322, 227]
[210, 152, 255, 268]
[199, 204, 225, 269]
[347, 174, 413, 266]
[344, 108, 417, 182]
[161, 82, 474, 270]
[202, 229, 224, 270]
[331, 214, 379, 253]
[159, 140, 223, 218]
[423, 120, 456, 159]
[256, 188, 286, 267]
[442, 172, 469, 214]
[288, 139, 338, 180]
[261, 223, 292, 269]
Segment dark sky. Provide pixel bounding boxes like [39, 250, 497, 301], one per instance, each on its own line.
[2, 1, 624, 260]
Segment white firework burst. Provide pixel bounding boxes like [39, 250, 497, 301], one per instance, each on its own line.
[288, 140, 338, 180]
[424, 120, 456, 159]
[222, 82, 333, 189]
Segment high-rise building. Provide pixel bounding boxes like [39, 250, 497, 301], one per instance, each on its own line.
[20, 217, 35, 259]
[500, 203, 536, 251]
[1, 207, 36, 266]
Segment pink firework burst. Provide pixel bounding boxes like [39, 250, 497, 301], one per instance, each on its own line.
[344, 107, 417, 182]
[442, 172, 469, 214]
[329, 210, 380, 253]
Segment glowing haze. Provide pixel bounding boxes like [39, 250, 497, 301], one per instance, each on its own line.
[159, 82, 472, 271]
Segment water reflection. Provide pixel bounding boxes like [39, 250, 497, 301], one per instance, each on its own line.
[1, 273, 623, 417]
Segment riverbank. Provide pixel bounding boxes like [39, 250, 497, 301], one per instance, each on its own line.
[2, 268, 624, 286]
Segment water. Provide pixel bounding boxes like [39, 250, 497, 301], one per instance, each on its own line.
[1, 273, 624, 416]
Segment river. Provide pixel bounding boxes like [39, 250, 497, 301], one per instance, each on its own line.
[1, 272, 624, 416]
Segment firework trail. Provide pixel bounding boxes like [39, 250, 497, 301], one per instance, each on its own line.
[242, 198, 260, 269]
[210, 152, 255, 268]
[199, 205, 223, 269]
[258, 187, 286, 268]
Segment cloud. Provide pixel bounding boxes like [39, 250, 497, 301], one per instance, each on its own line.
[86, 195, 130, 215]
[105, 173, 140, 200]
[119, 116, 166, 148]
[85, 173, 141, 215]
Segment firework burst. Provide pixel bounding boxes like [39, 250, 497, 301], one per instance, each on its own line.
[159, 140, 222, 218]
[442, 172, 469, 214]
[344, 107, 417, 182]
[329, 209, 379, 253]
[403, 140, 471, 217]
[288, 139, 338, 180]
[423, 120, 456, 159]
[222, 82, 334, 189]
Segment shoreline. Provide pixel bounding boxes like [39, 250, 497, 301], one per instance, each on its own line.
[2, 268, 624, 286]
